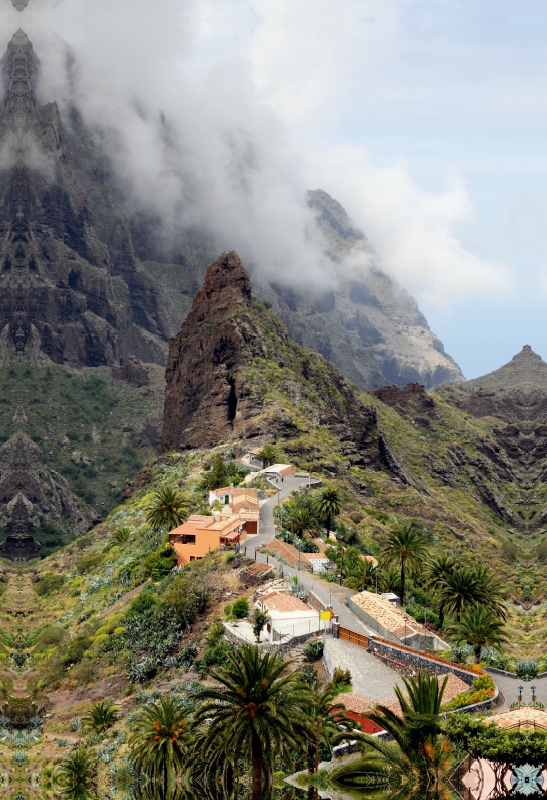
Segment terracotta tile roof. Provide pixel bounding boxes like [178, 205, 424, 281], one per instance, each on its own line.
[232, 488, 260, 511]
[352, 591, 426, 637]
[378, 675, 471, 716]
[211, 486, 233, 496]
[333, 693, 376, 715]
[264, 539, 328, 567]
[239, 511, 260, 521]
[489, 706, 547, 730]
[260, 591, 317, 614]
[240, 562, 274, 577]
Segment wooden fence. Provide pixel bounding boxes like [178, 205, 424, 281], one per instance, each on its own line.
[337, 625, 481, 676]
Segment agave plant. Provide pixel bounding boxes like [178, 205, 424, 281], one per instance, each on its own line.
[56, 748, 98, 799]
[81, 700, 119, 735]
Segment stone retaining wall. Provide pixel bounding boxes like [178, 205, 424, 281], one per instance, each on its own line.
[223, 624, 320, 655]
[367, 639, 477, 686]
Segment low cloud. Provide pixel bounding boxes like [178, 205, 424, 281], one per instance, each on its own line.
[0, 0, 514, 307]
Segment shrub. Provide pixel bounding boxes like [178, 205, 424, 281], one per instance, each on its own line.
[126, 591, 159, 618]
[303, 640, 324, 663]
[231, 597, 250, 619]
[62, 635, 92, 667]
[76, 554, 104, 574]
[82, 700, 119, 734]
[33, 625, 67, 652]
[35, 574, 65, 597]
[332, 667, 352, 687]
[473, 674, 496, 692]
[76, 536, 92, 550]
[141, 547, 177, 581]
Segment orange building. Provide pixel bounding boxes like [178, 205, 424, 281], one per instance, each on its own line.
[169, 513, 247, 566]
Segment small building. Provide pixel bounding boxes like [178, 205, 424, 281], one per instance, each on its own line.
[263, 463, 296, 478]
[169, 513, 247, 567]
[232, 487, 260, 536]
[264, 539, 330, 573]
[241, 448, 264, 470]
[351, 590, 448, 650]
[208, 485, 234, 508]
[257, 591, 320, 637]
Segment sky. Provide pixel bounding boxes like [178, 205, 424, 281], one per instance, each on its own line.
[3, 0, 547, 378]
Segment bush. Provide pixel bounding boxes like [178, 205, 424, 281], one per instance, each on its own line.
[141, 547, 177, 581]
[35, 574, 65, 597]
[332, 667, 352, 687]
[473, 674, 496, 692]
[303, 640, 324, 663]
[126, 591, 159, 618]
[62, 635, 92, 667]
[76, 536, 92, 550]
[76, 554, 104, 574]
[231, 597, 250, 619]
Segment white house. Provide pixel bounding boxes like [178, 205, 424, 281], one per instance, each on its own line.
[257, 591, 320, 639]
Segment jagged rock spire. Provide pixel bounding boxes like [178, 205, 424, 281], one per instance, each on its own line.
[1, 30, 39, 121]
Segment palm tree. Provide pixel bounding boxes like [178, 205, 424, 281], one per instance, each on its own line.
[145, 487, 189, 532]
[436, 565, 484, 622]
[345, 558, 376, 592]
[259, 444, 277, 467]
[312, 488, 342, 538]
[306, 684, 356, 800]
[377, 564, 401, 593]
[57, 749, 98, 799]
[382, 521, 429, 604]
[290, 507, 318, 538]
[194, 644, 314, 800]
[424, 552, 457, 628]
[128, 697, 190, 799]
[473, 565, 507, 620]
[448, 604, 508, 664]
[81, 700, 119, 734]
[112, 527, 132, 546]
[331, 671, 451, 797]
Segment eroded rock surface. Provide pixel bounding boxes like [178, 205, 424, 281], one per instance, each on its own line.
[0, 431, 87, 559]
[162, 251, 409, 481]
[0, 31, 167, 367]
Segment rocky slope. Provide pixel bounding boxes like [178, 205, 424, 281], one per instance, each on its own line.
[162, 251, 405, 480]
[0, 31, 167, 367]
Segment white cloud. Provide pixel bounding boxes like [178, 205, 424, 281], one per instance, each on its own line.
[0, 0, 514, 309]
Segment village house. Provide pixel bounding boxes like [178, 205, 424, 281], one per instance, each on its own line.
[257, 591, 320, 638]
[351, 590, 448, 650]
[263, 539, 330, 573]
[263, 463, 296, 478]
[241, 448, 264, 471]
[208, 486, 261, 536]
[168, 513, 247, 567]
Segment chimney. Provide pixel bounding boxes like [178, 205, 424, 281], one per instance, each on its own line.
[213, 511, 220, 522]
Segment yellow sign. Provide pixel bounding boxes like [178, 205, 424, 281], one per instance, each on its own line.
[320, 611, 331, 621]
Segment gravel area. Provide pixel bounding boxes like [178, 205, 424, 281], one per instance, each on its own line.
[324, 637, 405, 700]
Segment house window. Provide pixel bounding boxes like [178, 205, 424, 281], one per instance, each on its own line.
[180, 534, 196, 545]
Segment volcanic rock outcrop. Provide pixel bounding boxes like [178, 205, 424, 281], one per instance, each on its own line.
[0, 430, 87, 559]
[0, 30, 167, 367]
[441, 346, 547, 531]
[163, 251, 408, 480]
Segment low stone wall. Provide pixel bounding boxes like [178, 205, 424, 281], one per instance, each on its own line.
[223, 624, 321, 655]
[367, 639, 477, 686]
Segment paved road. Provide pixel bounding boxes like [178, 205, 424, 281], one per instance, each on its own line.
[487, 670, 547, 710]
[242, 475, 379, 637]
[251, 475, 312, 550]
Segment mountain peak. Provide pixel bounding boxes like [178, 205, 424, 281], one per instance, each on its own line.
[461, 346, 547, 392]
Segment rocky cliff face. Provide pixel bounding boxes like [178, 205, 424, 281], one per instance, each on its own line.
[0, 31, 167, 367]
[130, 188, 463, 391]
[162, 252, 408, 480]
[436, 345, 547, 532]
[0, 431, 86, 560]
